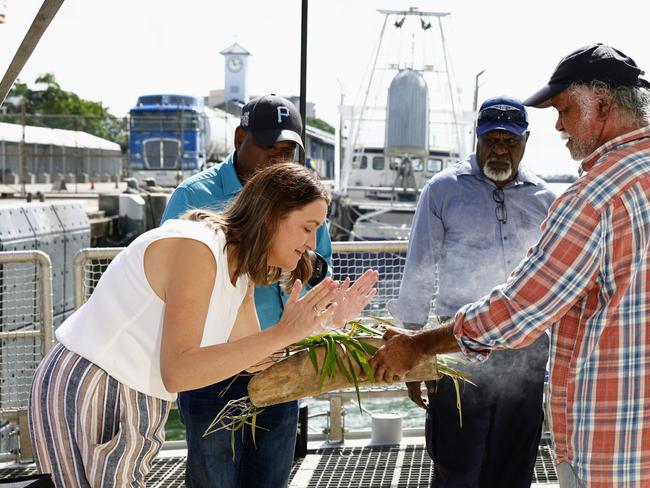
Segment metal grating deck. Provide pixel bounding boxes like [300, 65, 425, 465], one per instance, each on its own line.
[0, 440, 557, 486]
[144, 457, 187, 487]
[398, 445, 435, 486]
[307, 445, 401, 487]
[0, 456, 304, 486]
[533, 440, 559, 484]
[290, 440, 557, 487]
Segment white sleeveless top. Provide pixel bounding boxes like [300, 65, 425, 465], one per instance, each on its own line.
[56, 219, 249, 401]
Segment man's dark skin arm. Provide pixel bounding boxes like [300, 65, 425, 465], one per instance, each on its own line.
[406, 380, 437, 409]
[369, 324, 460, 384]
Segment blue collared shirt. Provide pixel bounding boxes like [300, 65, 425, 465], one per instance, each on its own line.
[161, 151, 333, 329]
[392, 154, 556, 324]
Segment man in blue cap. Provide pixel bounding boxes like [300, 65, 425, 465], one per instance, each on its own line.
[390, 96, 556, 487]
[162, 95, 332, 488]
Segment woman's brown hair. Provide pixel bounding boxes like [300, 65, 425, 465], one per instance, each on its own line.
[182, 162, 330, 289]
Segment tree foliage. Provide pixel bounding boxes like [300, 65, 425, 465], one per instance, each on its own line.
[306, 116, 335, 134]
[2, 73, 126, 146]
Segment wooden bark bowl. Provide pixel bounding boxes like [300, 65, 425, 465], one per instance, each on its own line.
[248, 337, 441, 407]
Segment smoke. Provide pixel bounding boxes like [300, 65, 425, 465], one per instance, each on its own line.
[391, 216, 549, 401]
[451, 337, 549, 403]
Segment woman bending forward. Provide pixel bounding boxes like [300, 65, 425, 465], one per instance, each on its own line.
[29, 162, 378, 487]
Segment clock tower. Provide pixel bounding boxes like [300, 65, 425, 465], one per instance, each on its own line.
[220, 42, 251, 104]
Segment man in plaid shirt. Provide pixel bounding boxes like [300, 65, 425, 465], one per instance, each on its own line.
[371, 44, 650, 487]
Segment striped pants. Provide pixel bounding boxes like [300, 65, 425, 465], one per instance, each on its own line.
[28, 343, 171, 487]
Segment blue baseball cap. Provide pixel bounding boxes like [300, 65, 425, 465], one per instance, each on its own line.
[476, 96, 529, 138]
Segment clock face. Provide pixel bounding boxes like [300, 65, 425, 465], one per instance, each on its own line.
[227, 56, 243, 73]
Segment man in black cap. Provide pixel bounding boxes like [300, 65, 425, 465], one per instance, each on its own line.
[370, 44, 650, 487]
[524, 43, 650, 160]
[162, 95, 332, 488]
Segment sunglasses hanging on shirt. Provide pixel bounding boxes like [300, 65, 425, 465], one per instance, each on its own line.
[492, 188, 507, 224]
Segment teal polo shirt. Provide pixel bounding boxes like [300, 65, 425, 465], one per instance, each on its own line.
[161, 151, 333, 329]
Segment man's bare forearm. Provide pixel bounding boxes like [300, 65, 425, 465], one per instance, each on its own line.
[411, 323, 461, 358]
[369, 323, 462, 382]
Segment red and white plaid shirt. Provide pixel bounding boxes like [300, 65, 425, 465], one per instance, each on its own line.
[454, 126, 650, 487]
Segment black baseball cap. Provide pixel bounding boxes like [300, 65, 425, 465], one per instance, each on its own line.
[240, 95, 304, 149]
[524, 44, 650, 108]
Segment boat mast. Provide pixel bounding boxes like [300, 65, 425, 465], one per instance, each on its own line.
[338, 13, 389, 195]
[379, 8, 465, 157]
[435, 15, 463, 156]
[472, 69, 486, 151]
[339, 8, 460, 195]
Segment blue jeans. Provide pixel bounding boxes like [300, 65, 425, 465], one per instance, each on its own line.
[178, 374, 298, 488]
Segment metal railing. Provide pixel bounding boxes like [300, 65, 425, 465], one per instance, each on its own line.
[73, 247, 125, 309]
[73, 241, 410, 314]
[0, 250, 53, 461]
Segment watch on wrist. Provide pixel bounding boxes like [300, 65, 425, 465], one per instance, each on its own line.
[307, 252, 328, 287]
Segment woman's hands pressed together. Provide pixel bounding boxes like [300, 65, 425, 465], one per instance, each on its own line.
[278, 269, 379, 342]
[278, 278, 339, 343]
[330, 269, 379, 328]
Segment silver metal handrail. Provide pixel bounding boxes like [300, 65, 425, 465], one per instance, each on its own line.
[73, 247, 124, 308]
[0, 250, 54, 461]
[0, 250, 54, 365]
[73, 241, 409, 306]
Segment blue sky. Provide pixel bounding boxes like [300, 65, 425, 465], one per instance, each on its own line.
[1, 0, 649, 176]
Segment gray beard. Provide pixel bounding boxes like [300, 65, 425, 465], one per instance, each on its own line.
[483, 161, 513, 182]
[567, 136, 597, 161]
[565, 102, 599, 160]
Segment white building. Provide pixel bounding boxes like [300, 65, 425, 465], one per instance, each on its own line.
[0, 122, 122, 184]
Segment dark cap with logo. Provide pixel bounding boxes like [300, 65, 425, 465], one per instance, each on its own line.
[524, 43, 650, 108]
[240, 95, 304, 149]
[476, 95, 529, 137]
